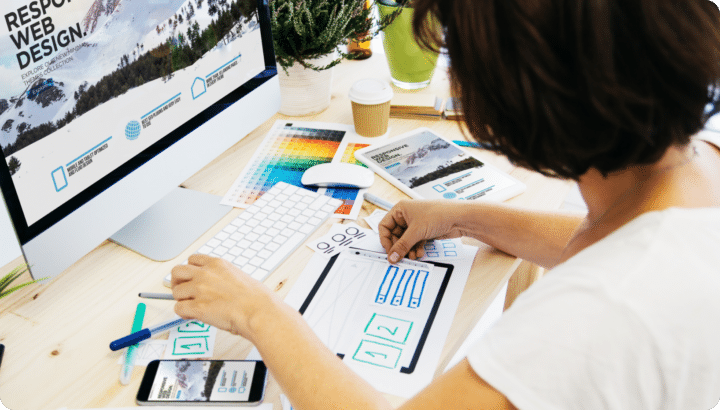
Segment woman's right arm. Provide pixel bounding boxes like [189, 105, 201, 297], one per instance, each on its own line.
[378, 200, 585, 269]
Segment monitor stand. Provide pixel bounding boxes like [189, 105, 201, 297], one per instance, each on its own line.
[109, 187, 232, 261]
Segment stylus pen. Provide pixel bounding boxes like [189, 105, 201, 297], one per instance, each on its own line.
[452, 140, 493, 149]
[110, 317, 191, 351]
[120, 303, 146, 385]
[363, 193, 396, 211]
[138, 292, 174, 300]
[0, 343, 4, 370]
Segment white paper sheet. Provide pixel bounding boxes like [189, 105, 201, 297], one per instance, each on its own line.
[278, 245, 477, 398]
[116, 339, 168, 366]
[163, 320, 218, 359]
[306, 222, 375, 257]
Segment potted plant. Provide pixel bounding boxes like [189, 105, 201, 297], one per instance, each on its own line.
[270, 0, 405, 116]
[0, 263, 46, 299]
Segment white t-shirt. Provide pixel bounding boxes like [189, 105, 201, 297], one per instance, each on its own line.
[467, 207, 720, 409]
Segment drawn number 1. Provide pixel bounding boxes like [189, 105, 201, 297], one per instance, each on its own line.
[365, 351, 387, 359]
[377, 326, 398, 335]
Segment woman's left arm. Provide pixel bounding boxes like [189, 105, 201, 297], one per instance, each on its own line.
[171, 255, 516, 410]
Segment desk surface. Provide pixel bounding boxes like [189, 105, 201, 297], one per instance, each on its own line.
[0, 54, 571, 410]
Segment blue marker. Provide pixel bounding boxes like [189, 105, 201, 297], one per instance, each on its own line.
[110, 317, 191, 351]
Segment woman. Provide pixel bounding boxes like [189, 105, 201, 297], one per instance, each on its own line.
[170, 0, 720, 408]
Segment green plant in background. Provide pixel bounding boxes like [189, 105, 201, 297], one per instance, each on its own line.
[270, 0, 407, 72]
[0, 263, 46, 299]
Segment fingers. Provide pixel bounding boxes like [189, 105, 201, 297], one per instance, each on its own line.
[387, 224, 424, 263]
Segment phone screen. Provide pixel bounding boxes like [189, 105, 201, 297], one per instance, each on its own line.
[139, 360, 265, 403]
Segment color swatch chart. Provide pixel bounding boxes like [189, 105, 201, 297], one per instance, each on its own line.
[222, 121, 380, 219]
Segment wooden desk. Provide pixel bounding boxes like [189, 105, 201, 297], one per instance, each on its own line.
[0, 55, 572, 410]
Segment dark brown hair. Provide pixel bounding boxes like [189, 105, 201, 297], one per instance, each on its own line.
[413, 0, 720, 179]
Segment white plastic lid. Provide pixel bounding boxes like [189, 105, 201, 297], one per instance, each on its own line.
[348, 78, 394, 105]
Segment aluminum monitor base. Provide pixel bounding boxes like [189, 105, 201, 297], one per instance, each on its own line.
[110, 187, 232, 261]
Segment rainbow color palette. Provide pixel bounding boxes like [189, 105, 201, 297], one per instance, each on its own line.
[222, 121, 381, 219]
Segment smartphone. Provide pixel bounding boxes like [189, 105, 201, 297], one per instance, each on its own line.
[137, 359, 267, 406]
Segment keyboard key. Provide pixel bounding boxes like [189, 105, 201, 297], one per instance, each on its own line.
[309, 195, 329, 210]
[308, 217, 321, 226]
[296, 215, 309, 224]
[249, 257, 264, 267]
[276, 194, 288, 201]
[295, 202, 308, 210]
[258, 235, 272, 244]
[214, 246, 229, 256]
[301, 196, 314, 205]
[238, 225, 252, 234]
[246, 233, 260, 241]
[288, 209, 301, 217]
[237, 239, 251, 249]
[288, 221, 302, 230]
[268, 213, 281, 221]
[222, 239, 237, 249]
[230, 232, 244, 242]
[289, 194, 302, 202]
[260, 219, 274, 228]
[299, 224, 314, 234]
[266, 242, 280, 252]
[233, 256, 249, 266]
[280, 215, 294, 223]
[282, 184, 298, 195]
[273, 235, 288, 244]
[222, 225, 238, 234]
[301, 209, 315, 217]
[241, 248, 257, 258]
[252, 225, 267, 235]
[207, 238, 221, 248]
[276, 206, 290, 215]
[266, 228, 280, 237]
[258, 249, 272, 259]
[222, 254, 235, 263]
[273, 221, 288, 230]
[260, 232, 307, 272]
[321, 204, 337, 213]
[252, 269, 269, 281]
[246, 219, 260, 227]
[231, 217, 246, 227]
[268, 200, 282, 208]
[228, 247, 244, 256]
[250, 242, 264, 251]
[198, 245, 213, 254]
[215, 231, 230, 241]
[281, 228, 295, 237]
[243, 265, 257, 274]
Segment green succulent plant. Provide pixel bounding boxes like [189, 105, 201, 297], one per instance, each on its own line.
[0, 263, 47, 299]
[270, 0, 407, 72]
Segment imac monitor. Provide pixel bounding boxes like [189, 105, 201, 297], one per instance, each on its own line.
[0, 0, 280, 279]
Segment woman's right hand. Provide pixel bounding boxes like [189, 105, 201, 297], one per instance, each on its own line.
[378, 200, 465, 263]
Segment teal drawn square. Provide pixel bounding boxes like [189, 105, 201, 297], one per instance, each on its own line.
[364, 313, 413, 345]
[177, 321, 210, 333]
[352, 340, 402, 369]
[172, 336, 210, 355]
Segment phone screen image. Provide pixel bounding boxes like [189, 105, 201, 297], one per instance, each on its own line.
[142, 360, 262, 403]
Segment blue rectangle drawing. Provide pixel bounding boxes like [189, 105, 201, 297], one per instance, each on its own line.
[51, 167, 67, 192]
[391, 269, 415, 306]
[376, 266, 398, 304]
[409, 270, 429, 309]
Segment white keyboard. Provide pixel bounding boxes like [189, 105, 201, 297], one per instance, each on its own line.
[164, 182, 343, 286]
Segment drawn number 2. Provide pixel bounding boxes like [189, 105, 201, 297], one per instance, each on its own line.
[377, 326, 398, 335]
[365, 351, 387, 359]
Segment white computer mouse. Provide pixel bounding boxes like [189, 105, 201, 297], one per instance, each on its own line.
[301, 163, 375, 188]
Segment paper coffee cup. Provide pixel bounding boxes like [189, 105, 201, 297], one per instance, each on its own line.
[349, 78, 393, 137]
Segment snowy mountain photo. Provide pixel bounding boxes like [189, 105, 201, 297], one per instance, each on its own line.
[1, 0, 259, 157]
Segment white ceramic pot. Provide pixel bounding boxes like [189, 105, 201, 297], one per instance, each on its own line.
[277, 53, 335, 116]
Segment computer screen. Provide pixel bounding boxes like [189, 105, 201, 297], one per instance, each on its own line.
[0, 0, 279, 279]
